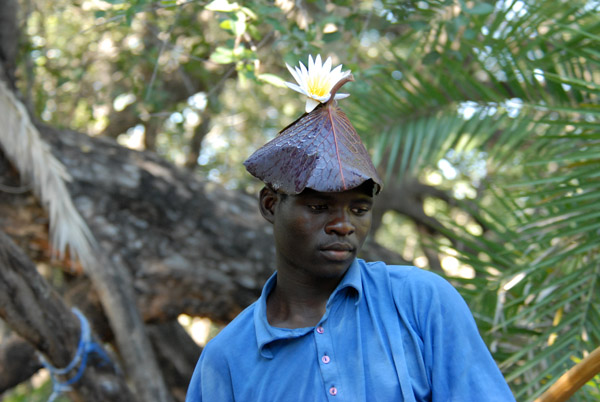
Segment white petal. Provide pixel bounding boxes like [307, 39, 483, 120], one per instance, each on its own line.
[334, 93, 350, 100]
[286, 63, 302, 85]
[299, 62, 309, 82]
[285, 82, 306, 95]
[330, 64, 343, 78]
[308, 55, 315, 72]
[294, 66, 306, 83]
[338, 67, 353, 83]
[315, 54, 323, 70]
[323, 57, 332, 74]
[305, 98, 321, 113]
[313, 93, 331, 102]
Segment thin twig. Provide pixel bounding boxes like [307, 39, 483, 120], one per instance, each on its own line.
[145, 10, 183, 102]
[79, 0, 202, 34]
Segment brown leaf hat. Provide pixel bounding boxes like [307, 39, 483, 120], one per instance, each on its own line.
[244, 60, 382, 195]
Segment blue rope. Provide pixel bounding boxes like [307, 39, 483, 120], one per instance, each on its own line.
[39, 308, 113, 402]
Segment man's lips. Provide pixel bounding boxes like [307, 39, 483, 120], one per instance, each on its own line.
[320, 243, 355, 261]
[321, 242, 354, 251]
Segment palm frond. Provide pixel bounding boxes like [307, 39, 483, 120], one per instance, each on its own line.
[348, 0, 600, 399]
[0, 81, 97, 266]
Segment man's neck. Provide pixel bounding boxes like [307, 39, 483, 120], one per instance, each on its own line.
[266, 269, 344, 329]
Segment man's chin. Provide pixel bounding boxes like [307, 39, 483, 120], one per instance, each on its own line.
[314, 254, 355, 278]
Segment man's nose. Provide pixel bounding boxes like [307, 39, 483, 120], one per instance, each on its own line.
[325, 211, 355, 236]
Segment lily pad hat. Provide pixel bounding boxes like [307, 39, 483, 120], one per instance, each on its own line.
[244, 55, 382, 195]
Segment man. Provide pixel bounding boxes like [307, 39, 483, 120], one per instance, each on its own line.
[186, 55, 515, 401]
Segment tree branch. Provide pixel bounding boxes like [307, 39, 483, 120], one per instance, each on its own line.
[0, 335, 41, 393]
[0, 230, 135, 401]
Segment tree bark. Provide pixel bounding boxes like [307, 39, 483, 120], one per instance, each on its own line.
[147, 321, 202, 401]
[184, 105, 212, 170]
[0, 230, 136, 402]
[0, 0, 18, 86]
[84, 244, 174, 402]
[0, 78, 174, 400]
[0, 335, 41, 392]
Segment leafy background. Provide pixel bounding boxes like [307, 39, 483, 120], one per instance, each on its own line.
[5, 0, 600, 400]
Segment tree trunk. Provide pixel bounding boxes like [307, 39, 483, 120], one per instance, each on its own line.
[0, 230, 136, 401]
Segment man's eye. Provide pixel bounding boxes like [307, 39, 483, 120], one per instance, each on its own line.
[352, 207, 371, 215]
[308, 204, 327, 211]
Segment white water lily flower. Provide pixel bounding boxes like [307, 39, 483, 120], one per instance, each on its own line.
[285, 55, 351, 113]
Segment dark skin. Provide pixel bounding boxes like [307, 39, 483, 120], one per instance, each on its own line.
[259, 182, 374, 329]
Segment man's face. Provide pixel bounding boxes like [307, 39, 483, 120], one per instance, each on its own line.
[263, 183, 374, 280]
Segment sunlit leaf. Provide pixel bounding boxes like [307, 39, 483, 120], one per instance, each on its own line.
[257, 73, 287, 88]
[205, 0, 240, 12]
[209, 47, 235, 64]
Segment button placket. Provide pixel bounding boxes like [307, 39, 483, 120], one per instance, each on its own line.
[314, 323, 340, 399]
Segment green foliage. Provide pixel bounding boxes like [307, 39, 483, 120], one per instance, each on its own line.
[348, 0, 600, 399]
[13, 0, 600, 400]
[2, 377, 69, 402]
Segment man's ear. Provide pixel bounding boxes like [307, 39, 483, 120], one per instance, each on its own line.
[259, 186, 277, 224]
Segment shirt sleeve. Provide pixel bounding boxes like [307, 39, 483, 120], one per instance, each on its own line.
[185, 342, 235, 402]
[396, 268, 516, 401]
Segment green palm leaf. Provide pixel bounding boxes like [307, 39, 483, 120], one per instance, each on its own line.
[349, 0, 600, 399]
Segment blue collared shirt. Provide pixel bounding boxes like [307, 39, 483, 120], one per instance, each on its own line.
[186, 259, 515, 401]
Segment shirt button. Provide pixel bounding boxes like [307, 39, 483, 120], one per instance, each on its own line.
[316, 326, 324, 334]
[321, 355, 330, 364]
[329, 386, 338, 396]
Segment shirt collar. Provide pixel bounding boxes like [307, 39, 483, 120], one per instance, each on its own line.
[254, 259, 364, 358]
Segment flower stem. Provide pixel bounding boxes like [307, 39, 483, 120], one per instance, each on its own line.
[326, 74, 354, 106]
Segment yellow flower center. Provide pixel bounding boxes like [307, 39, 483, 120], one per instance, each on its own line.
[307, 75, 330, 97]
